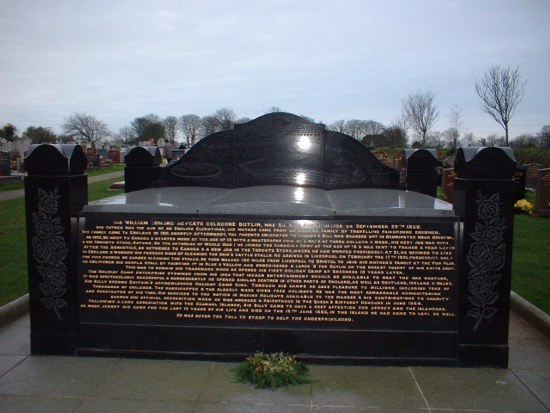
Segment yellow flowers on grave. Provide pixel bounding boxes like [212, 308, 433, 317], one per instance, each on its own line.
[233, 352, 312, 389]
[514, 199, 533, 214]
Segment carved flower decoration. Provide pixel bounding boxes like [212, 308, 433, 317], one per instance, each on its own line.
[467, 191, 506, 330]
[31, 186, 68, 320]
[36, 187, 60, 214]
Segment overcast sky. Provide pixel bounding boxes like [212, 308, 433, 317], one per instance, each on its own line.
[1, 0, 549, 141]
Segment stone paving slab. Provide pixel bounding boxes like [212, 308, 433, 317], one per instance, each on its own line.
[0, 311, 549, 413]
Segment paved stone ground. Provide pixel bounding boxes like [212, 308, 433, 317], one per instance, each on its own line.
[0, 311, 549, 413]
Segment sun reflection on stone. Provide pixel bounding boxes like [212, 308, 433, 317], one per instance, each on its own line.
[295, 172, 307, 185]
[297, 135, 312, 151]
[293, 187, 305, 202]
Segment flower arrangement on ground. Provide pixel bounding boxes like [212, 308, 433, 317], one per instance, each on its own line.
[514, 199, 533, 214]
[233, 352, 312, 389]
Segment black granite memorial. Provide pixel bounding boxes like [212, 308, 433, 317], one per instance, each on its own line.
[514, 164, 526, 201]
[24, 113, 516, 367]
[24, 144, 88, 354]
[0, 151, 10, 176]
[453, 147, 516, 367]
[142, 113, 400, 191]
[124, 146, 162, 192]
[403, 149, 439, 197]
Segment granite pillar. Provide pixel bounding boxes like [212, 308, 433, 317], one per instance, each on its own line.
[24, 144, 88, 355]
[453, 147, 516, 367]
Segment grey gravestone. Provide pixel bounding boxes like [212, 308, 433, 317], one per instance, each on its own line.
[525, 163, 542, 188]
[97, 148, 108, 160]
[535, 168, 550, 216]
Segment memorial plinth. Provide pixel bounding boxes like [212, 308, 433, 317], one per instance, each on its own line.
[23, 114, 516, 368]
[79, 186, 458, 364]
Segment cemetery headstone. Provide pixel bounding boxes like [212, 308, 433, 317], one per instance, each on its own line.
[525, 163, 542, 189]
[108, 149, 121, 164]
[514, 165, 526, 201]
[535, 168, 550, 217]
[124, 146, 162, 192]
[97, 148, 108, 161]
[86, 153, 100, 168]
[403, 149, 439, 197]
[442, 168, 457, 203]
[0, 151, 10, 176]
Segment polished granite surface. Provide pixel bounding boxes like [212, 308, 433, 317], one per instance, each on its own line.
[84, 186, 454, 217]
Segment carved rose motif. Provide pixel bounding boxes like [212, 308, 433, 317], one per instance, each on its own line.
[31, 186, 68, 320]
[468, 275, 493, 296]
[36, 187, 60, 214]
[466, 191, 506, 330]
[477, 196, 499, 220]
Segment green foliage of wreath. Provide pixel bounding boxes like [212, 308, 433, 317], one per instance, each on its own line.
[233, 352, 312, 389]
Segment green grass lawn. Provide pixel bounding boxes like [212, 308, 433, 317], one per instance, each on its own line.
[1, 183, 549, 316]
[0, 197, 27, 306]
[0, 178, 123, 306]
[0, 164, 124, 193]
[512, 212, 550, 314]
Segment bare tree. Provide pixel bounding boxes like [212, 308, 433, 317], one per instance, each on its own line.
[401, 91, 439, 147]
[163, 116, 179, 143]
[462, 132, 476, 147]
[327, 120, 346, 133]
[442, 128, 458, 150]
[426, 130, 444, 148]
[539, 125, 550, 149]
[62, 113, 109, 147]
[213, 108, 237, 131]
[445, 106, 463, 150]
[475, 65, 526, 145]
[201, 115, 220, 136]
[114, 126, 135, 145]
[364, 120, 385, 135]
[344, 119, 366, 140]
[480, 134, 505, 147]
[510, 134, 538, 148]
[179, 114, 202, 147]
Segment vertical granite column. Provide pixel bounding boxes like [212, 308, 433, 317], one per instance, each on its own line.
[124, 146, 162, 193]
[453, 147, 516, 367]
[404, 149, 439, 197]
[24, 144, 87, 354]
